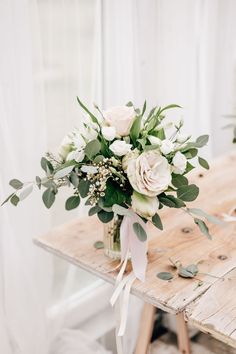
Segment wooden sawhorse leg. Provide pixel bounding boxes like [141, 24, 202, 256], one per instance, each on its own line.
[176, 312, 191, 354]
[134, 303, 156, 354]
[135, 305, 191, 354]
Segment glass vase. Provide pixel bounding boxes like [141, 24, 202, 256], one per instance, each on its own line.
[103, 214, 123, 260]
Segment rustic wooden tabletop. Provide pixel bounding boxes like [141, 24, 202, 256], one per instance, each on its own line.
[34, 151, 236, 347]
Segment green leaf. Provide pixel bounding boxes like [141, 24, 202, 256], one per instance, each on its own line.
[54, 165, 74, 179]
[171, 174, 188, 188]
[126, 101, 134, 107]
[85, 139, 101, 159]
[88, 205, 101, 216]
[94, 155, 104, 163]
[42, 188, 55, 209]
[152, 214, 163, 230]
[196, 135, 209, 148]
[65, 195, 80, 210]
[41, 157, 53, 174]
[36, 176, 41, 189]
[97, 210, 114, 223]
[183, 148, 198, 159]
[103, 180, 126, 207]
[78, 179, 90, 198]
[177, 184, 199, 202]
[1, 193, 15, 206]
[184, 161, 195, 174]
[9, 179, 23, 190]
[159, 104, 181, 115]
[156, 272, 173, 281]
[10, 195, 20, 206]
[112, 204, 131, 216]
[178, 266, 196, 278]
[130, 115, 142, 144]
[133, 222, 147, 242]
[198, 157, 209, 170]
[194, 218, 212, 239]
[159, 195, 185, 208]
[76, 96, 99, 125]
[94, 241, 104, 249]
[19, 185, 33, 201]
[188, 208, 222, 225]
[141, 100, 147, 116]
[185, 264, 198, 276]
[70, 171, 79, 188]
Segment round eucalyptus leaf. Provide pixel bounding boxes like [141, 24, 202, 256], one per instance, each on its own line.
[157, 272, 173, 281]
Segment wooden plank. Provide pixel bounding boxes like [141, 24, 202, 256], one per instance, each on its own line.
[34, 152, 236, 314]
[186, 267, 236, 349]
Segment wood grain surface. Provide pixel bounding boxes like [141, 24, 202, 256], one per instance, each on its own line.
[34, 152, 236, 344]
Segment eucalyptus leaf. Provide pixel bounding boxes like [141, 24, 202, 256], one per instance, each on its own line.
[157, 272, 173, 281]
[9, 179, 23, 190]
[88, 205, 101, 216]
[10, 194, 20, 206]
[133, 222, 147, 242]
[65, 195, 80, 210]
[94, 155, 104, 163]
[178, 267, 195, 278]
[85, 139, 101, 159]
[172, 174, 188, 188]
[70, 171, 79, 188]
[94, 241, 104, 249]
[196, 135, 209, 147]
[36, 176, 41, 189]
[159, 195, 185, 208]
[41, 157, 53, 174]
[183, 148, 198, 159]
[152, 213, 163, 230]
[198, 157, 209, 170]
[42, 188, 55, 209]
[188, 208, 222, 225]
[97, 210, 114, 223]
[19, 185, 33, 201]
[177, 184, 199, 202]
[194, 218, 212, 239]
[78, 179, 90, 198]
[54, 165, 74, 179]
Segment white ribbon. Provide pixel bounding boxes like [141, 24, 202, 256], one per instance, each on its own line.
[222, 205, 236, 222]
[110, 212, 148, 354]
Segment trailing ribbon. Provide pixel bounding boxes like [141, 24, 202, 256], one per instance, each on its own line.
[110, 212, 148, 354]
[222, 205, 236, 222]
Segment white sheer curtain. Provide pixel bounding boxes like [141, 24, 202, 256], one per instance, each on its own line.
[1, 1, 236, 354]
[0, 0, 110, 353]
[102, 0, 236, 157]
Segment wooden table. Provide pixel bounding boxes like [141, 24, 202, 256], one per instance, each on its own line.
[34, 151, 236, 353]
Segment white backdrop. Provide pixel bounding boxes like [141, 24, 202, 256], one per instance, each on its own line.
[1, 1, 236, 353]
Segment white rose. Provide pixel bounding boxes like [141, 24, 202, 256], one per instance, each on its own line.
[103, 106, 136, 136]
[131, 191, 159, 219]
[122, 149, 140, 172]
[101, 126, 116, 141]
[109, 140, 132, 156]
[127, 150, 171, 196]
[172, 151, 187, 174]
[147, 135, 161, 145]
[66, 149, 85, 163]
[160, 139, 175, 155]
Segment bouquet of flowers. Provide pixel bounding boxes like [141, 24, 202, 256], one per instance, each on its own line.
[3, 98, 215, 261]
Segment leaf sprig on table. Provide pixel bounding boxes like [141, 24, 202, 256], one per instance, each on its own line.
[2, 98, 220, 240]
